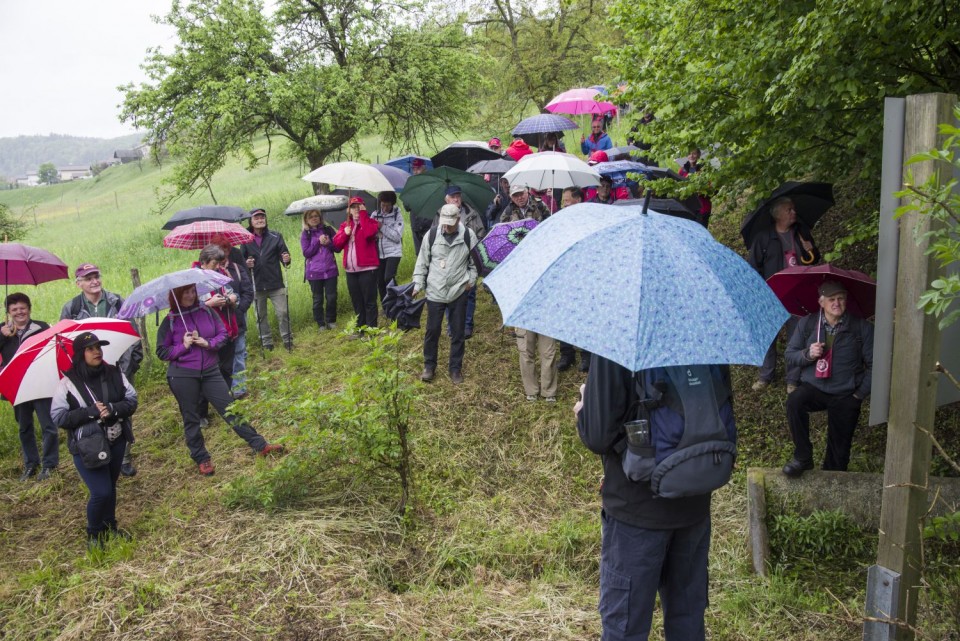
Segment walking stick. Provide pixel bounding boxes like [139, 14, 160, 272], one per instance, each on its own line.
[248, 263, 265, 356]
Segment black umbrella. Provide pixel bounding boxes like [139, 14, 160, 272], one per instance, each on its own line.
[161, 205, 251, 230]
[613, 197, 699, 222]
[431, 142, 502, 172]
[382, 280, 427, 330]
[740, 182, 834, 249]
[466, 158, 517, 175]
[605, 145, 644, 161]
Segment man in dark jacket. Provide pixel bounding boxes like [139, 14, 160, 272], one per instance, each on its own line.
[409, 159, 433, 256]
[241, 209, 293, 351]
[60, 263, 144, 476]
[576, 355, 732, 641]
[782, 281, 873, 477]
[748, 197, 821, 392]
[499, 184, 550, 223]
[0, 293, 56, 481]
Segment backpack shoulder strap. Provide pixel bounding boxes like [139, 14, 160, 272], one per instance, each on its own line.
[70, 295, 82, 318]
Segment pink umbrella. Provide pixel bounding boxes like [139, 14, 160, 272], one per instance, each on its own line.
[766, 265, 877, 319]
[0, 318, 141, 405]
[0, 243, 69, 296]
[162, 221, 254, 250]
[545, 88, 619, 115]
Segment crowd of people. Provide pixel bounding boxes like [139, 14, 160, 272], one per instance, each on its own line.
[3, 113, 874, 641]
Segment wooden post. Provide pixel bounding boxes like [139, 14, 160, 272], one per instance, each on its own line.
[747, 469, 770, 577]
[873, 93, 954, 639]
[129, 268, 152, 365]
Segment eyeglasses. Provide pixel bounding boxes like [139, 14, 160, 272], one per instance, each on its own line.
[80, 274, 101, 282]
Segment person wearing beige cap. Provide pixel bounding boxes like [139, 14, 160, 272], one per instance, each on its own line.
[412, 203, 478, 384]
[782, 280, 873, 478]
[499, 184, 549, 224]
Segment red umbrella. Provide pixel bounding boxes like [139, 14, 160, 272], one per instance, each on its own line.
[0, 318, 141, 405]
[162, 221, 254, 250]
[0, 243, 69, 296]
[766, 264, 877, 318]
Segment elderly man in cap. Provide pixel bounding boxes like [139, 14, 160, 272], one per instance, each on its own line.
[413, 204, 478, 384]
[436, 185, 486, 338]
[241, 208, 293, 351]
[61, 263, 144, 477]
[499, 184, 550, 223]
[782, 280, 873, 478]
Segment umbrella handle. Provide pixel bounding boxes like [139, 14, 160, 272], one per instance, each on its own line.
[641, 189, 653, 215]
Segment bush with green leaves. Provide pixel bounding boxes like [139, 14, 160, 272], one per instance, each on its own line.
[768, 509, 870, 572]
[0, 203, 28, 242]
[224, 324, 420, 513]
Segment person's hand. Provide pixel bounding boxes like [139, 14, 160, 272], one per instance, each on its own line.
[0, 320, 13, 337]
[808, 342, 825, 359]
[227, 293, 238, 305]
[95, 401, 111, 419]
[344, 225, 352, 236]
[412, 287, 421, 298]
[464, 282, 474, 292]
[573, 383, 586, 417]
[581, 134, 586, 142]
[182, 332, 195, 349]
[245, 257, 255, 269]
[194, 335, 210, 349]
[205, 294, 224, 308]
[281, 252, 291, 265]
[319, 234, 330, 246]
[800, 238, 814, 252]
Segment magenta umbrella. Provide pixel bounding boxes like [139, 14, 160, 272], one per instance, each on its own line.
[545, 88, 619, 115]
[766, 264, 877, 319]
[0, 243, 69, 297]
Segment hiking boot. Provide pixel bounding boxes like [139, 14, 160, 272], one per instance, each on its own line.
[109, 527, 133, 541]
[120, 461, 137, 477]
[578, 359, 590, 373]
[284, 341, 293, 352]
[19, 465, 37, 482]
[87, 533, 105, 552]
[751, 379, 771, 391]
[264, 344, 275, 351]
[259, 444, 285, 457]
[36, 467, 55, 481]
[326, 322, 337, 330]
[317, 324, 327, 332]
[450, 370, 464, 385]
[464, 327, 474, 339]
[525, 394, 537, 401]
[198, 460, 215, 476]
[557, 356, 574, 372]
[786, 383, 798, 395]
[544, 396, 557, 403]
[199, 418, 209, 429]
[781, 458, 813, 479]
[421, 366, 435, 382]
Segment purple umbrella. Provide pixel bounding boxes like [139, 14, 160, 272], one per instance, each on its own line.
[0, 243, 69, 296]
[473, 218, 538, 276]
[371, 164, 411, 191]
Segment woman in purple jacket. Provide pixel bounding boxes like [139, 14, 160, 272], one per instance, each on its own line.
[157, 284, 283, 476]
[300, 209, 339, 330]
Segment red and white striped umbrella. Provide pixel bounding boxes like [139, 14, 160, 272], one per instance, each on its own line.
[0, 318, 141, 406]
[162, 221, 254, 250]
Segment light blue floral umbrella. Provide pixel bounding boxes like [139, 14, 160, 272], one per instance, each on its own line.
[118, 269, 233, 320]
[483, 203, 789, 371]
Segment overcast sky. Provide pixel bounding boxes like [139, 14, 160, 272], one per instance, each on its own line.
[0, 0, 176, 139]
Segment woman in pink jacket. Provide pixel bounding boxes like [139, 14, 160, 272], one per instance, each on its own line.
[333, 197, 380, 335]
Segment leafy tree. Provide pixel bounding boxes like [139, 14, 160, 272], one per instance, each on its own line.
[121, 0, 480, 206]
[37, 162, 58, 185]
[607, 0, 960, 210]
[468, 0, 621, 125]
[0, 204, 28, 241]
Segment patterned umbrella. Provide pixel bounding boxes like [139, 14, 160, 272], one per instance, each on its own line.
[484, 203, 789, 371]
[117, 269, 233, 320]
[0, 318, 141, 405]
[0, 244, 69, 292]
[284, 194, 350, 215]
[511, 114, 579, 136]
[163, 221, 254, 249]
[161, 205, 250, 230]
[473, 219, 538, 276]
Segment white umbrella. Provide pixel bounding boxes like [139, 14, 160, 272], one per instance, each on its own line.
[501, 151, 601, 191]
[301, 161, 395, 193]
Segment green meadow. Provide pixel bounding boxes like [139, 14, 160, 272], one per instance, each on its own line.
[0, 136, 957, 641]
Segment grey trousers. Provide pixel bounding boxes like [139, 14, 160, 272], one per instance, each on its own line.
[254, 288, 291, 347]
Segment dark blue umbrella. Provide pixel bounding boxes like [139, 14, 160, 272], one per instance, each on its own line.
[162, 205, 251, 230]
[371, 164, 411, 191]
[466, 158, 517, 175]
[511, 114, 579, 136]
[385, 155, 433, 174]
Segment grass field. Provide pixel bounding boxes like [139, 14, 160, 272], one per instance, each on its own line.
[0, 134, 957, 641]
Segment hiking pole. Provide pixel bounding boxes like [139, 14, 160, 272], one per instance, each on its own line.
[248, 263, 264, 356]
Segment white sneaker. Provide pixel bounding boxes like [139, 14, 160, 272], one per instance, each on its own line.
[751, 380, 770, 391]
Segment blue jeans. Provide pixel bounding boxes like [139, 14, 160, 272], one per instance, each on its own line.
[232, 331, 247, 394]
[16, 399, 58, 469]
[599, 511, 710, 641]
[73, 438, 126, 536]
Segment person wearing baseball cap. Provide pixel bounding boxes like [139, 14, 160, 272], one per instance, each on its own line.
[50, 331, 139, 550]
[433, 184, 487, 339]
[60, 263, 144, 477]
[488, 137, 502, 153]
[499, 183, 549, 224]
[412, 204, 478, 385]
[782, 280, 874, 478]
[240, 208, 294, 351]
[333, 195, 381, 336]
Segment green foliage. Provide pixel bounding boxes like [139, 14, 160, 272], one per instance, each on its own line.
[895, 105, 960, 329]
[925, 511, 960, 543]
[608, 0, 960, 210]
[822, 207, 880, 264]
[121, 0, 480, 208]
[0, 203, 28, 242]
[768, 509, 869, 571]
[37, 163, 58, 185]
[224, 324, 420, 512]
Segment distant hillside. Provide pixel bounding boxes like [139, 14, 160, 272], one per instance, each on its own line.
[0, 133, 145, 178]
